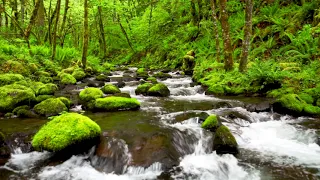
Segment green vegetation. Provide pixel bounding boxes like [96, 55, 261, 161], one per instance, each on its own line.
[34, 98, 68, 116]
[60, 73, 77, 85]
[146, 77, 157, 84]
[135, 83, 153, 96]
[147, 83, 170, 97]
[72, 68, 86, 81]
[32, 113, 101, 152]
[94, 97, 140, 111]
[36, 83, 58, 96]
[201, 115, 219, 130]
[79, 88, 104, 102]
[101, 84, 121, 94]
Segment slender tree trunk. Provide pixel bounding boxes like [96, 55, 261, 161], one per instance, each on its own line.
[59, 0, 69, 46]
[21, 0, 25, 25]
[197, 0, 203, 21]
[82, 0, 89, 69]
[219, 0, 233, 71]
[118, 15, 134, 52]
[98, 5, 107, 60]
[239, 0, 253, 72]
[24, 0, 41, 54]
[12, 0, 18, 31]
[148, 0, 153, 45]
[3, 0, 8, 28]
[190, 0, 197, 25]
[51, 0, 61, 61]
[211, 0, 220, 63]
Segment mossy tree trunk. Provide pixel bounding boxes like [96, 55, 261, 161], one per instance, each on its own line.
[59, 0, 69, 47]
[2, 0, 8, 28]
[98, 5, 107, 61]
[211, 0, 221, 63]
[82, 0, 89, 69]
[219, 0, 233, 71]
[239, 0, 253, 72]
[190, 0, 197, 25]
[51, 0, 61, 61]
[24, 0, 41, 54]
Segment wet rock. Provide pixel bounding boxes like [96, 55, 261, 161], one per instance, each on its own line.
[88, 81, 105, 88]
[122, 75, 137, 82]
[34, 98, 68, 117]
[221, 110, 252, 123]
[96, 74, 110, 82]
[114, 81, 126, 88]
[174, 112, 209, 123]
[147, 83, 170, 97]
[135, 83, 153, 96]
[212, 101, 233, 109]
[245, 101, 272, 112]
[153, 72, 172, 80]
[213, 125, 238, 155]
[0, 132, 11, 165]
[13, 105, 38, 118]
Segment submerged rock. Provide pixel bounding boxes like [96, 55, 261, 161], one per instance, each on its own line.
[32, 113, 101, 153]
[213, 125, 238, 155]
[34, 98, 68, 116]
[96, 74, 110, 81]
[12, 105, 38, 118]
[153, 72, 172, 80]
[101, 84, 121, 94]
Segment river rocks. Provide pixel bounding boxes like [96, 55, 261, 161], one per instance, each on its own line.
[57, 97, 72, 108]
[94, 97, 140, 111]
[34, 98, 68, 116]
[201, 115, 221, 131]
[13, 105, 37, 118]
[111, 93, 131, 98]
[147, 83, 170, 97]
[213, 125, 238, 155]
[72, 68, 86, 81]
[0, 74, 24, 86]
[36, 83, 58, 96]
[101, 84, 121, 94]
[175, 112, 209, 123]
[79, 87, 104, 102]
[245, 101, 272, 112]
[135, 83, 153, 96]
[0, 84, 36, 113]
[60, 73, 77, 85]
[0, 131, 10, 164]
[96, 74, 110, 81]
[36, 95, 54, 103]
[153, 72, 172, 80]
[32, 113, 101, 153]
[136, 68, 149, 80]
[147, 77, 157, 84]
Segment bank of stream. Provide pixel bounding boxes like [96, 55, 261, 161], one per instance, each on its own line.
[0, 69, 319, 180]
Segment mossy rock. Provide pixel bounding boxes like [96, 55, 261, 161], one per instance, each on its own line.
[317, 99, 320, 107]
[32, 113, 101, 152]
[96, 74, 110, 81]
[79, 88, 104, 102]
[298, 93, 314, 104]
[153, 72, 172, 80]
[147, 77, 157, 84]
[0, 84, 35, 113]
[34, 98, 68, 117]
[135, 83, 153, 96]
[201, 115, 220, 131]
[29, 63, 39, 73]
[72, 68, 86, 81]
[60, 73, 77, 85]
[147, 83, 170, 97]
[137, 68, 146, 74]
[13, 106, 37, 118]
[36, 95, 54, 103]
[0, 74, 24, 86]
[36, 83, 58, 96]
[39, 76, 53, 84]
[61, 67, 76, 74]
[35, 71, 51, 77]
[1, 60, 29, 75]
[273, 94, 307, 115]
[112, 93, 131, 98]
[303, 105, 320, 116]
[94, 97, 140, 111]
[101, 84, 121, 94]
[213, 125, 238, 155]
[102, 62, 115, 71]
[136, 68, 149, 79]
[58, 97, 72, 108]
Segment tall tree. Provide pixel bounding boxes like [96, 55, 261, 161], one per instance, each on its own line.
[239, 0, 253, 72]
[82, 0, 89, 69]
[3, 0, 8, 27]
[59, 0, 69, 47]
[97, 4, 107, 60]
[211, 0, 220, 63]
[51, 0, 61, 61]
[219, 0, 233, 71]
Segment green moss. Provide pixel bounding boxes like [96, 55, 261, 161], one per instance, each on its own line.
[79, 88, 104, 102]
[153, 72, 172, 79]
[147, 83, 170, 97]
[39, 76, 53, 84]
[32, 113, 101, 152]
[1, 60, 29, 75]
[275, 94, 307, 113]
[317, 99, 320, 107]
[201, 115, 219, 130]
[135, 83, 153, 95]
[147, 77, 157, 84]
[96, 74, 109, 81]
[58, 97, 72, 108]
[207, 84, 225, 95]
[0, 74, 24, 86]
[29, 63, 38, 73]
[14, 107, 37, 118]
[34, 98, 68, 116]
[0, 131, 5, 143]
[0, 84, 35, 112]
[112, 93, 131, 98]
[60, 73, 77, 85]
[101, 84, 121, 94]
[61, 67, 76, 74]
[94, 97, 140, 111]
[215, 125, 238, 148]
[72, 68, 86, 81]
[13, 105, 29, 114]
[36, 83, 58, 96]
[137, 68, 146, 74]
[303, 105, 320, 116]
[36, 95, 54, 103]
[102, 62, 115, 71]
[298, 93, 314, 104]
[4, 113, 14, 118]
[35, 71, 51, 77]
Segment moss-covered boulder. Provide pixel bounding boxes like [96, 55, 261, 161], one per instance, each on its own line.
[34, 98, 68, 116]
[36, 95, 55, 103]
[39, 76, 53, 84]
[1, 60, 29, 75]
[147, 83, 170, 97]
[298, 93, 314, 104]
[96, 74, 110, 81]
[94, 97, 140, 111]
[101, 84, 121, 94]
[0, 74, 24, 86]
[201, 115, 220, 131]
[136, 68, 149, 80]
[32, 113, 101, 152]
[58, 97, 72, 108]
[72, 68, 86, 81]
[213, 125, 238, 155]
[273, 94, 306, 115]
[135, 83, 153, 96]
[60, 73, 77, 85]
[79, 88, 104, 102]
[36, 83, 58, 96]
[147, 77, 157, 84]
[111, 93, 131, 98]
[153, 72, 172, 80]
[303, 105, 320, 116]
[0, 84, 35, 113]
[13, 105, 37, 118]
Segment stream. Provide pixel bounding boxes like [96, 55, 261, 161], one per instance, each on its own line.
[0, 69, 319, 180]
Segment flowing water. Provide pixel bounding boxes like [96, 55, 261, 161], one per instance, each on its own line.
[0, 70, 319, 180]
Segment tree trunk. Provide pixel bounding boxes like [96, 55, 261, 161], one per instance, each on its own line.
[97, 5, 107, 60]
[82, 0, 89, 69]
[148, 0, 153, 45]
[239, 0, 253, 72]
[190, 0, 197, 25]
[211, 0, 220, 63]
[197, 0, 203, 21]
[12, 0, 18, 31]
[118, 15, 134, 52]
[21, 0, 25, 25]
[59, 0, 69, 47]
[51, 0, 61, 61]
[24, 0, 41, 54]
[3, 0, 8, 27]
[219, 0, 233, 71]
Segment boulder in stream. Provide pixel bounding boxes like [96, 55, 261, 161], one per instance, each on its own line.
[32, 113, 101, 153]
[101, 84, 121, 94]
[213, 125, 238, 155]
[71, 68, 86, 81]
[153, 72, 172, 80]
[0, 131, 10, 165]
[201, 115, 221, 132]
[60, 73, 77, 85]
[147, 83, 170, 97]
[94, 97, 140, 111]
[135, 83, 153, 96]
[79, 87, 104, 102]
[34, 98, 68, 116]
[96, 74, 110, 82]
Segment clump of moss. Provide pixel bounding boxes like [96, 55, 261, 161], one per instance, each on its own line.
[0, 84, 35, 113]
[60, 73, 77, 85]
[153, 72, 172, 79]
[72, 68, 86, 81]
[36, 95, 54, 103]
[101, 84, 121, 94]
[13, 105, 37, 118]
[147, 77, 157, 84]
[0, 74, 24, 86]
[34, 98, 68, 116]
[112, 93, 131, 98]
[79, 88, 104, 102]
[96, 74, 110, 81]
[39, 76, 53, 84]
[147, 83, 170, 97]
[35, 71, 51, 77]
[135, 83, 153, 95]
[206, 85, 225, 95]
[298, 93, 314, 104]
[201, 115, 220, 131]
[94, 97, 140, 111]
[1, 60, 29, 75]
[213, 125, 238, 155]
[32, 113, 101, 152]
[36, 83, 58, 96]
[273, 94, 306, 114]
[58, 97, 72, 108]
[136, 68, 149, 79]
[303, 105, 320, 116]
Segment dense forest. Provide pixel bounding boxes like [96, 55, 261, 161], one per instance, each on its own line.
[0, 0, 320, 179]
